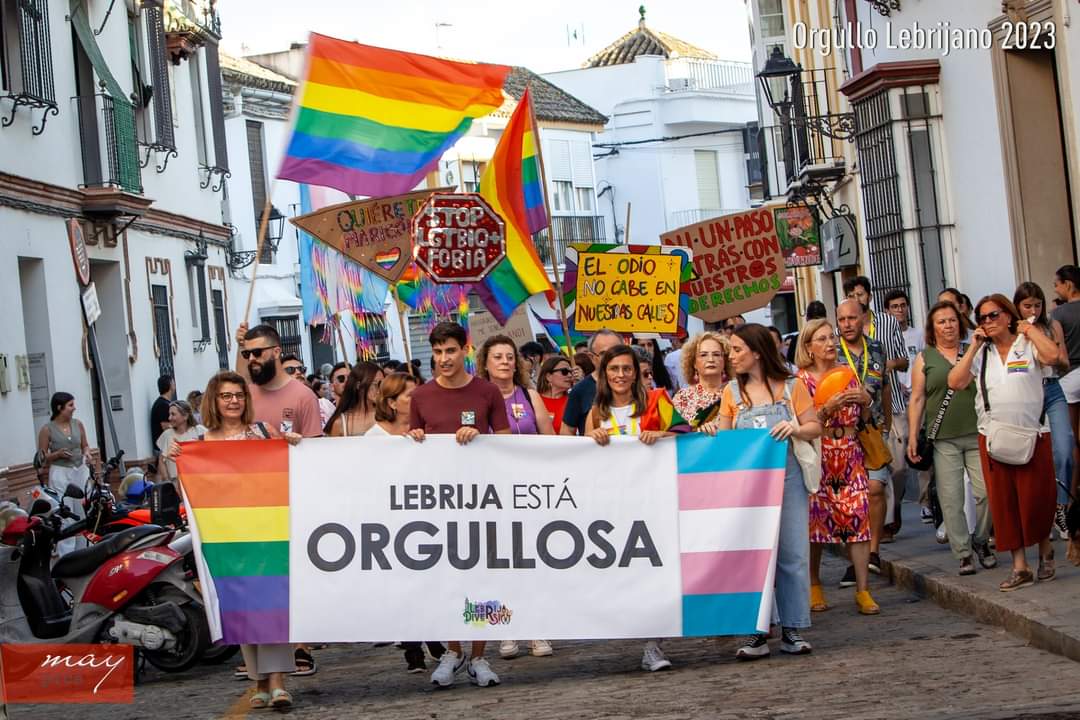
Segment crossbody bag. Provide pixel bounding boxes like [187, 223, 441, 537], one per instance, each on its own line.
[980, 343, 1043, 465]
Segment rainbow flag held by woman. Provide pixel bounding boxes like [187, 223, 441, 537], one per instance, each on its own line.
[475, 88, 554, 323]
[278, 34, 511, 197]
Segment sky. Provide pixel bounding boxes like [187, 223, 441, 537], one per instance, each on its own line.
[218, 0, 753, 73]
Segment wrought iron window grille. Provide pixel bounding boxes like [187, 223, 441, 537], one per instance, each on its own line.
[865, 0, 900, 17]
[1, 0, 59, 134]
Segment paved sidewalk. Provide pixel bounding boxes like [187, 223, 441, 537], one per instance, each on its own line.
[880, 501, 1080, 661]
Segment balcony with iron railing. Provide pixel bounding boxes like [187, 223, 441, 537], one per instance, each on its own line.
[664, 59, 755, 96]
[668, 208, 746, 231]
[535, 215, 607, 268]
[76, 93, 143, 194]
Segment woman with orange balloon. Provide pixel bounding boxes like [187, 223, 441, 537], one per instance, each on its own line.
[795, 319, 879, 615]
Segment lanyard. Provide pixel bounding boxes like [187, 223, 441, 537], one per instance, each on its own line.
[841, 336, 869, 384]
[608, 407, 639, 436]
[867, 310, 877, 340]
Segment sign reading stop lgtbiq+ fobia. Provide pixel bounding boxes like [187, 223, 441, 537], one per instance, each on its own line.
[411, 193, 507, 283]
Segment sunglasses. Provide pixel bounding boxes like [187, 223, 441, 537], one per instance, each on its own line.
[284, 365, 306, 375]
[334, 374, 348, 383]
[551, 368, 572, 376]
[977, 310, 1004, 324]
[240, 345, 278, 360]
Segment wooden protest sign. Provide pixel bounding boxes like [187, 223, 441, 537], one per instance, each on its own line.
[660, 208, 784, 323]
[290, 188, 450, 284]
[562, 244, 694, 338]
[468, 304, 534, 350]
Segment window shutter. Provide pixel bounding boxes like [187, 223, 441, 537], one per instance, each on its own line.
[548, 139, 572, 181]
[12, 0, 57, 105]
[570, 139, 593, 188]
[142, 0, 174, 150]
[694, 150, 721, 210]
[204, 40, 229, 171]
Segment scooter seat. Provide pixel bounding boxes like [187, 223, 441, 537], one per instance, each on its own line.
[52, 525, 166, 578]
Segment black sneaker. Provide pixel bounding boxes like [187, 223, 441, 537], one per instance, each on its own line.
[920, 507, 934, 524]
[404, 648, 426, 674]
[975, 542, 998, 569]
[868, 552, 882, 575]
[959, 556, 976, 576]
[734, 634, 770, 660]
[780, 628, 812, 654]
[838, 565, 856, 588]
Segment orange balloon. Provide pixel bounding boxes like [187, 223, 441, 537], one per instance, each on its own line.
[814, 366, 857, 408]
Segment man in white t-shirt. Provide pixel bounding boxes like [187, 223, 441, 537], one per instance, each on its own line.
[885, 290, 929, 526]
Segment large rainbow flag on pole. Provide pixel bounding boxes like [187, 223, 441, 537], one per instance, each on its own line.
[475, 88, 554, 323]
[177, 440, 290, 643]
[278, 34, 511, 197]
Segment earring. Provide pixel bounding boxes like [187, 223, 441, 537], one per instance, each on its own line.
[809, 352, 814, 360]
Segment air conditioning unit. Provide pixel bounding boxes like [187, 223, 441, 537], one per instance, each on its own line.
[668, 77, 695, 91]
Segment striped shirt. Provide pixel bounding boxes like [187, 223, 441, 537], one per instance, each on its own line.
[867, 308, 908, 414]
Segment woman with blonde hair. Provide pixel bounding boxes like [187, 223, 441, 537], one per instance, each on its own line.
[672, 331, 731, 429]
[795, 318, 878, 616]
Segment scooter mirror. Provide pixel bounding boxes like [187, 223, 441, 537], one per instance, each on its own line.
[63, 485, 85, 500]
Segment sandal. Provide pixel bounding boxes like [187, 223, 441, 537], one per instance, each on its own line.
[999, 568, 1035, 592]
[270, 688, 293, 708]
[292, 647, 316, 676]
[234, 664, 250, 680]
[810, 584, 829, 612]
[1038, 550, 1056, 582]
[855, 590, 880, 615]
[249, 691, 271, 710]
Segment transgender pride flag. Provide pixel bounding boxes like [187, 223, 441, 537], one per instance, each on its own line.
[675, 432, 785, 636]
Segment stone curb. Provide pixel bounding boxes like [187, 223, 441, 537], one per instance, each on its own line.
[882, 555, 1080, 663]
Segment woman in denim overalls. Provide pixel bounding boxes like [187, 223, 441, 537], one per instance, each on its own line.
[702, 325, 821, 660]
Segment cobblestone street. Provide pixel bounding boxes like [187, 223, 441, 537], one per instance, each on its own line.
[8, 557, 1080, 720]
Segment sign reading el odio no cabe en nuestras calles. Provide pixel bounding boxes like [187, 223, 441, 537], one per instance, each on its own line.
[660, 208, 785, 323]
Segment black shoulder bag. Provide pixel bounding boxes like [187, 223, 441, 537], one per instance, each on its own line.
[907, 348, 956, 471]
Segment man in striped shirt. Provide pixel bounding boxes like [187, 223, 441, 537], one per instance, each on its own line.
[844, 276, 909, 561]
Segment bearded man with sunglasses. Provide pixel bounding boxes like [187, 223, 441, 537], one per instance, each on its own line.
[235, 323, 323, 439]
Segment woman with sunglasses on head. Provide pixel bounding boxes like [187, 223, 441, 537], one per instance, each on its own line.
[477, 336, 555, 439]
[585, 344, 676, 672]
[324, 362, 384, 437]
[155, 400, 205, 486]
[169, 371, 301, 709]
[673, 331, 731, 430]
[906, 302, 994, 576]
[537, 355, 575, 434]
[949, 294, 1061, 591]
[795, 319, 879, 616]
[1014, 282, 1074, 540]
[701, 324, 821, 659]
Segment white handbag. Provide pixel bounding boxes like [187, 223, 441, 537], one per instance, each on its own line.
[785, 379, 822, 493]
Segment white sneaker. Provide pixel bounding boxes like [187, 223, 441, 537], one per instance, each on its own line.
[640, 641, 671, 672]
[499, 640, 520, 659]
[530, 640, 553, 657]
[467, 657, 500, 687]
[430, 650, 465, 687]
[935, 524, 948, 544]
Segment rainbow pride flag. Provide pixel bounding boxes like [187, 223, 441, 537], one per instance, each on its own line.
[641, 389, 690, 433]
[278, 34, 511, 197]
[177, 440, 290, 644]
[475, 88, 554, 323]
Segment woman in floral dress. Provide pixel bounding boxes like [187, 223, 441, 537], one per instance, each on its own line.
[794, 319, 879, 616]
[673, 331, 731, 429]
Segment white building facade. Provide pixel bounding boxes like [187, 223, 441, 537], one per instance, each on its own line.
[0, 0, 242, 494]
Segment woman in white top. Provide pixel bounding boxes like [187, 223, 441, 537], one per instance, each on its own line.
[365, 372, 416, 436]
[948, 293, 1061, 591]
[584, 344, 673, 673]
[155, 400, 205, 485]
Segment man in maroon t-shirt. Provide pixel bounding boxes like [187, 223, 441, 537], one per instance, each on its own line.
[408, 322, 509, 688]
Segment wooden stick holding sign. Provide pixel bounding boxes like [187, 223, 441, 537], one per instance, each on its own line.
[392, 285, 412, 364]
[242, 196, 274, 324]
[625, 202, 631, 244]
[527, 89, 575, 363]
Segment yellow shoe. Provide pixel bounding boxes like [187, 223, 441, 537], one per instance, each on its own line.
[810, 584, 829, 612]
[855, 590, 880, 615]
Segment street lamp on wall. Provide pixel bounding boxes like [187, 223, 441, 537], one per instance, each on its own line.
[266, 205, 286, 250]
[755, 47, 802, 120]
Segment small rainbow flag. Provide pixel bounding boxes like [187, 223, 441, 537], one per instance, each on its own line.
[475, 88, 554, 324]
[641, 388, 690, 433]
[177, 440, 290, 644]
[278, 34, 511, 197]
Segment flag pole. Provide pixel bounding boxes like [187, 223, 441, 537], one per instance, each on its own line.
[526, 88, 576, 360]
[333, 313, 351, 367]
[242, 196, 274, 324]
[624, 202, 632, 244]
[392, 285, 413, 364]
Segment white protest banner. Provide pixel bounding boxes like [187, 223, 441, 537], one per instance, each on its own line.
[178, 432, 785, 644]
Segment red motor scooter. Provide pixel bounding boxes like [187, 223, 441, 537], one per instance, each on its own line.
[0, 485, 208, 672]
